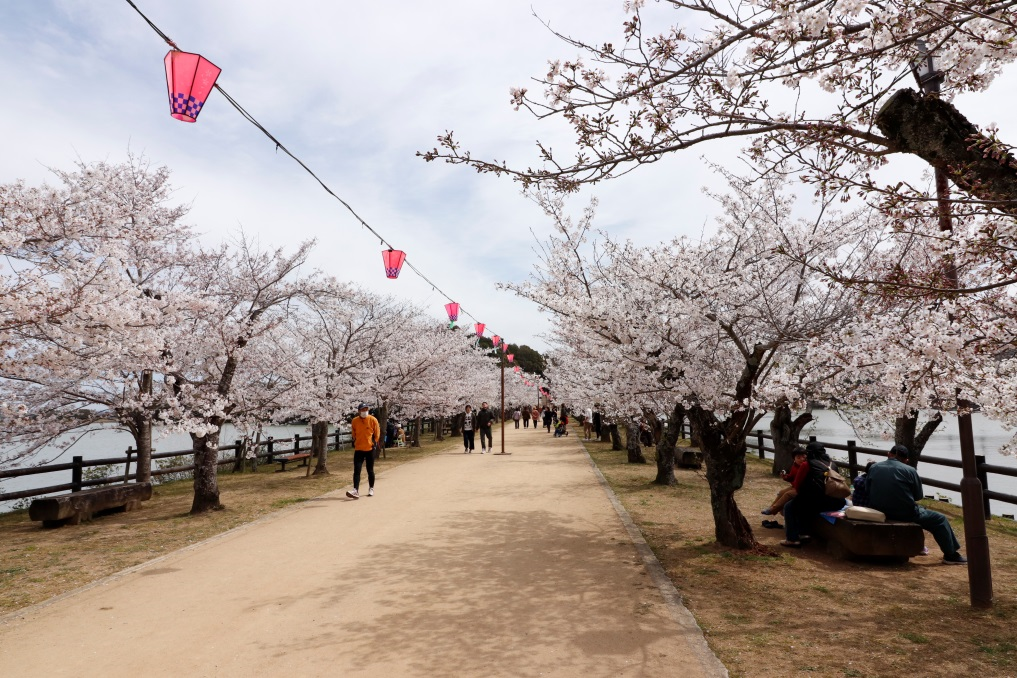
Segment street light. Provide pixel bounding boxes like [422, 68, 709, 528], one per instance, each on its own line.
[911, 42, 993, 609]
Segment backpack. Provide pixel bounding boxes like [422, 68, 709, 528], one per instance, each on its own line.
[822, 462, 851, 499]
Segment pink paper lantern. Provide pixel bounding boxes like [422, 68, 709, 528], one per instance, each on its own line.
[491, 334, 501, 349]
[507, 354, 514, 362]
[164, 51, 221, 123]
[474, 323, 485, 337]
[514, 366, 520, 372]
[444, 302, 460, 322]
[381, 249, 407, 279]
[501, 342, 508, 352]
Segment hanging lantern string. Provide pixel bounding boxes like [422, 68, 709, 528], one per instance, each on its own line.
[122, 0, 507, 341]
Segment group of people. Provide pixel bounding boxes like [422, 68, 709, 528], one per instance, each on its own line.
[763, 442, 967, 564]
[461, 402, 498, 454]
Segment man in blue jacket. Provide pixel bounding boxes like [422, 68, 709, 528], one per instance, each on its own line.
[867, 445, 966, 564]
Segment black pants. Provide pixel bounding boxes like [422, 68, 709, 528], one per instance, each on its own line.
[353, 450, 375, 490]
[523, 419, 529, 428]
[463, 429, 475, 451]
[479, 426, 493, 449]
[514, 419, 520, 428]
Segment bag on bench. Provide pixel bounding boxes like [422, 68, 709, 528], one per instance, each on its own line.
[845, 506, 886, 523]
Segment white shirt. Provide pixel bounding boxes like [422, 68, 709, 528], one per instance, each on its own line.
[585, 408, 593, 420]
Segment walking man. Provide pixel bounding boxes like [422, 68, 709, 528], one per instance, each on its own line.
[346, 403, 380, 499]
[522, 407, 531, 428]
[543, 407, 553, 433]
[476, 401, 496, 453]
[867, 445, 967, 564]
[462, 404, 476, 454]
[583, 406, 594, 440]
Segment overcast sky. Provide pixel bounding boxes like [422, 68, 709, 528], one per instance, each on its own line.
[2, 1, 1016, 351]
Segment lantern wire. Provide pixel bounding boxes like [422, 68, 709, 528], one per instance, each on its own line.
[123, 0, 511, 344]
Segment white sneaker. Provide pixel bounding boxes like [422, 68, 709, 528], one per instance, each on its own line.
[368, 487, 375, 497]
[346, 489, 359, 499]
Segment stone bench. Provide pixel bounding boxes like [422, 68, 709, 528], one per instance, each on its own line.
[29, 482, 153, 528]
[810, 514, 925, 562]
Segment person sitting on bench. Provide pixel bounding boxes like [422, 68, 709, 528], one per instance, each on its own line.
[866, 445, 967, 565]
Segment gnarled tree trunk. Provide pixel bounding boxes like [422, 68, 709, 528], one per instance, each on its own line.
[624, 420, 648, 464]
[688, 407, 756, 550]
[190, 428, 224, 513]
[769, 402, 812, 477]
[129, 412, 153, 483]
[652, 403, 683, 486]
[411, 416, 422, 448]
[311, 420, 331, 475]
[435, 416, 445, 441]
[609, 423, 622, 451]
[895, 410, 943, 468]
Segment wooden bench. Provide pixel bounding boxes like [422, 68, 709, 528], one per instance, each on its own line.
[810, 514, 925, 562]
[29, 482, 153, 528]
[274, 453, 311, 472]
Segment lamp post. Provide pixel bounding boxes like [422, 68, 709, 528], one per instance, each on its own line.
[496, 343, 510, 455]
[911, 41, 992, 609]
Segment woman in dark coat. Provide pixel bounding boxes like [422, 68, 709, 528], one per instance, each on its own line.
[781, 443, 847, 547]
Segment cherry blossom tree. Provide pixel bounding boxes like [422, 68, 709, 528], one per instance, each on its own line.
[0, 158, 194, 480]
[161, 236, 314, 513]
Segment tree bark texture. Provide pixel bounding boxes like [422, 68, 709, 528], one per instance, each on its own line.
[624, 420, 648, 464]
[130, 412, 153, 483]
[609, 423, 623, 451]
[451, 413, 463, 437]
[688, 407, 757, 550]
[769, 403, 813, 477]
[190, 429, 223, 514]
[435, 416, 445, 441]
[895, 410, 943, 468]
[311, 421, 331, 475]
[875, 88, 1017, 216]
[411, 416, 422, 448]
[653, 403, 683, 486]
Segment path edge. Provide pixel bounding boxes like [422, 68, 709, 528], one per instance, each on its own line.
[578, 440, 729, 678]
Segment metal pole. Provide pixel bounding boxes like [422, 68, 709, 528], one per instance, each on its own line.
[497, 357, 508, 454]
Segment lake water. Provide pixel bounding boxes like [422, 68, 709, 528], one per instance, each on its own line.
[754, 411, 1017, 516]
[0, 423, 319, 513]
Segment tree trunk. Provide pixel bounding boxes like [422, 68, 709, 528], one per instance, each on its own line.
[624, 420, 648, 464]
[875, 88, 1017, 217]
[769, 402, 813, 477]
[311, 420, 331, 475]
[451, 412, 464, 437]
[895, 410, 943, 468]
[131, 412, 153, 483]
[190, 429, 224, 514]
[609, 423, 623, 451]
[599, 419, 612, 443]
[688, 407, 757, 550]
[435, 416, 445, 441]
[653, 403, 683, 486]
[411, 416, 422, 448]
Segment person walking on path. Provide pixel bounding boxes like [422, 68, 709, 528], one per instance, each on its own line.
[531, 406, 540, 430]
[476, 401, 496, 453]
[867, 445, 967, 564]
[583, 406, 594, 440]
[593, 407, 602, 438]
[462, 404, 477, 454]
[346, 403, 380, 499]
[513, 407, 522, 429]
[543, 407, 554, 433]
[522, 406, 531, 428]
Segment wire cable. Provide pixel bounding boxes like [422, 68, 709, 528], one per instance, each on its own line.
[123, 0, 510, 342]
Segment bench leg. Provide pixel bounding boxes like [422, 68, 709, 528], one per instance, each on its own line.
[275, 462, 288, 473]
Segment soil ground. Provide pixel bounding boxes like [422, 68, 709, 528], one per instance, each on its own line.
[583, 433, 1017, 678]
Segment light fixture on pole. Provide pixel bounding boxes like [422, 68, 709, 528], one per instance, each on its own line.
[909, 40, 992, 609]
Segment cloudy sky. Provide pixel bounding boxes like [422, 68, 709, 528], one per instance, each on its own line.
[2, 1, 1016, 351]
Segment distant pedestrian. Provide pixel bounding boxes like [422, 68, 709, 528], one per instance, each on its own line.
[583, 406, 593, 440]
[513, 407, 522, 429]
[476, 401, 496, 453]
[593, 408, 602, 438]
[531, 406, 540, 430]
[347, 403, 380, 499]
[522, 407, 531, 428]
[543, 407, 553, 432]
[462, 404, 476, 454]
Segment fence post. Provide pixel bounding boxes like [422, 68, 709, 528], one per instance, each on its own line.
[294, 433, 301, 454]
[72, 456, 83, 493]
[847, 441, 858, 480]
[124, 446, 134, 484]
[976, 454, 991, 521]
[234, 439, 244, 473]
[756, 430, 765, 459]
[267, 436, 275, 463]
[809, 435, 817, 443]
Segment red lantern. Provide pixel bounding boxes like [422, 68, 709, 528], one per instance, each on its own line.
[491, 334, 501, 349]
[507, 354, 514, 362]
[444, 302, 460, 322]
[501, 342, 508, 352]
[381, 249, 407, 279]
[164, 51, 221, 123]
[474, 323, 485, 337]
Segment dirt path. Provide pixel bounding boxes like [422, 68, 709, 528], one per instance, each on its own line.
[0, 425, 726, 677]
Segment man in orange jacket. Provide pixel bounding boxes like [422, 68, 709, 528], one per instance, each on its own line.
[347, 403, 381, 499]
